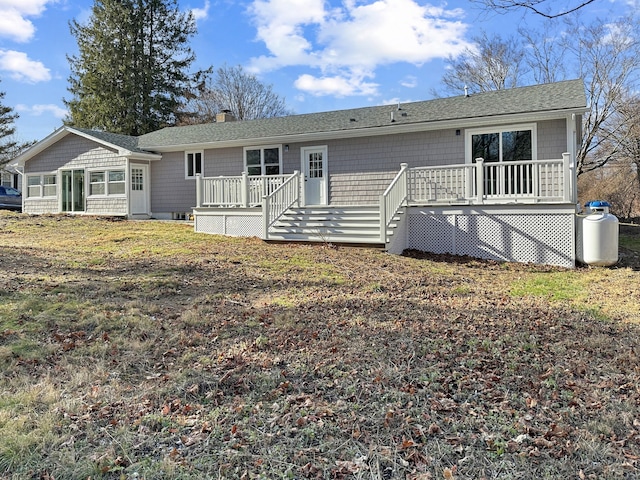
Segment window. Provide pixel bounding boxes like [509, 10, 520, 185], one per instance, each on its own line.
[43, 175, 57, 197]
[244, 146, 282, 176]
[90, 172, 105, 195]
[26, 174, 57, 198]
[88, 169, 125, 196]
[108, 170, 125, 194]
[185, 151, 203, 178]
[131, 168, 144, 191]
[467, 124, 536, 163]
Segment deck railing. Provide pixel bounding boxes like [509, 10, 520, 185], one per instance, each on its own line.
[380, 163, 409, 242]
[196, 173, 290, 208]
[408, 153, 572, 205]
[262, 171, 300, 239]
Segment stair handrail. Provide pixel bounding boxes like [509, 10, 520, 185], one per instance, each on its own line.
[262, 171, 300, 239]
[380, 163, 409, 243]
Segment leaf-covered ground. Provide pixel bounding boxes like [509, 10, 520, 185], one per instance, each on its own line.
[0, 212, 639, 479]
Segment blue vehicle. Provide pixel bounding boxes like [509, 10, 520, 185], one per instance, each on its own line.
[0, 186, 22, 212]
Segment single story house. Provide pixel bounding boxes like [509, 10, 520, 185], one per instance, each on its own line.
[1, 164, 20, 190]
[15, 79, 588, 267]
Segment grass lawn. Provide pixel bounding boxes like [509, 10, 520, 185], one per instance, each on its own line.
[0, 212, 639, 479]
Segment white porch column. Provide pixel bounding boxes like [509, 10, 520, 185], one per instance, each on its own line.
[196, 174, 202, 208]
[475, 158, 484, 205]
[562, 152, 573, 203]
[241, 171, 249, 207]
[262, 197, 270, 240]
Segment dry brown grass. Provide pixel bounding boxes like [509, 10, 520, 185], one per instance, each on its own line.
[0, 212, 639, 479]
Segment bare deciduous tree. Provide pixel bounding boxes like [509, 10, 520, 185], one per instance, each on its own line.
[518, 22, 568, 84]
[564, 18, 640, 175]
[439, 32, 526, 96]
[469, 0, 599, 19]
[181, 65, 291, 124]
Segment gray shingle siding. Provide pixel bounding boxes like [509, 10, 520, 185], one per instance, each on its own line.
[25, 135, 119, 172]
[150, 151, 196, 214]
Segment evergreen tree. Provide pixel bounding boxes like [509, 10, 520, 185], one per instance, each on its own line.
[0, 83, 18, 168]
[65, 0, 197, 136]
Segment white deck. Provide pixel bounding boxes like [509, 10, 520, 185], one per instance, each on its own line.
[193, 155, 577, 267]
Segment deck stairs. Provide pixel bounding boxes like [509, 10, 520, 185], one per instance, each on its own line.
[266, 205, 402, 246]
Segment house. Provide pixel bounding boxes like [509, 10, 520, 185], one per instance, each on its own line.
[1, 163, 20, 190]
[15, 79, 588, 267]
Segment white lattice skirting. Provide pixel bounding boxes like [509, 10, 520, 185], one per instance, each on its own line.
[407, 205, 575, 267]
[194, 208, 263, 238]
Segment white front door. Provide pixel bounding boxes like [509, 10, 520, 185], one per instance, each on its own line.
[302, 146, 327, 205]
[130, 164, 149, 215]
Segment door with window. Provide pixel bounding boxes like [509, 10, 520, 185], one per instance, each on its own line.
[302, 146, 327, 205]
[469, 125, 535, 197]
[61, 169, 85, 212]
[130, 164, 148, 215]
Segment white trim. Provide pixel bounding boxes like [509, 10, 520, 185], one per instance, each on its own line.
[465, 123, 538, 164]
[243, 145, 283, 176]
[14, 126, 162, 167]
[185, 150, 204, 179]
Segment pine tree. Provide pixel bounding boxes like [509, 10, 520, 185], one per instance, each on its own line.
[65, 0, 197, 136]
[0, 84, 18, 168]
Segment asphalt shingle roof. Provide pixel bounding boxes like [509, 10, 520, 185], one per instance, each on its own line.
[75, 79, 588, 151]
[70, 127, 150, 154]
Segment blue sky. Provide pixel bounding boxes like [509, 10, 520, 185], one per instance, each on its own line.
[0, 0, 633, 142]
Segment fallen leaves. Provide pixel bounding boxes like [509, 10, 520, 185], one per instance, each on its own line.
[1, 215, 640, 478]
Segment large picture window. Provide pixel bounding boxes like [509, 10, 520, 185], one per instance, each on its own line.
[185, 151, 203, 178]
[244, 146, 282, 176]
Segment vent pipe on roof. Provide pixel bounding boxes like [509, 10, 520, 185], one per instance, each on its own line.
[390, 111, 395, 123]
[464, 85, 469, 97]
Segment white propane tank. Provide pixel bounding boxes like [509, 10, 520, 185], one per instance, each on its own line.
[580, 201, 619, 266]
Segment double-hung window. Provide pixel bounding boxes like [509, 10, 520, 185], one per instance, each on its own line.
[185, 151, 203, 178]
[26, 174, 57, 198]
[467, 124, 537, 196]
[89, 170, 126, 196]
[244, 146, 282, 176]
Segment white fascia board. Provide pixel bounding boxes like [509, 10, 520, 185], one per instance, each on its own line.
[128, 152, 162, 161]
[14, 127, 71, 166]
[144, 107, 589, 152]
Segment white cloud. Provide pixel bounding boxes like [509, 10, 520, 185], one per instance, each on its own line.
[191, 0, 210, 21]
[400, 75, 418, 88]
[294, 72, 378, 96]
[0, 50, 51, 83]
[16, 103, 68, 118]
[0, 0, 56, 42]
[248, 0, 473, 97]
